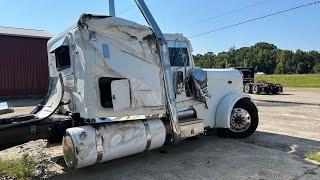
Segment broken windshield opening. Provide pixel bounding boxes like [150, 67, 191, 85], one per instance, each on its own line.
[169, 47, 190, 67]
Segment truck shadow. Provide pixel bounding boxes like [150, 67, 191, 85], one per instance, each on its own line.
[52, 131, 319, 179]
[250, 93, 293, 96]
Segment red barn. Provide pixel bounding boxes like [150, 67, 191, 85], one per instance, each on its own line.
[0, 26, 52, 97]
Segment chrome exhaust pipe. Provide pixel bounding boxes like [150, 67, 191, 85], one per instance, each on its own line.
[134, 0, 181, 142]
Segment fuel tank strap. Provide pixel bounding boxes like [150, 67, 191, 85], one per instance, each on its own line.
[143, 121, 152, 151]
[95, 129, 104, 162]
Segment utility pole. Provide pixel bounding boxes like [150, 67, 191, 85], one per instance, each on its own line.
[109, 0, 115, 17]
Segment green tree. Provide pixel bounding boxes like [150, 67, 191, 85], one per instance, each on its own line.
[193, 52, 215, 68]
[275, 50, 294, 74]
[314, 62, 320, 73]
[294, 50, 313, 74]
[192, 42, 319, 74]
[308, 50, 320, 73]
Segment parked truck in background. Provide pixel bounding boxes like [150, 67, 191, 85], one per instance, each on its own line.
[0, 0, 259, 169]
[234, 67, 283, 94]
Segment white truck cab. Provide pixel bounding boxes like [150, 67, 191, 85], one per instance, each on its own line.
[41, 1, 259, 169]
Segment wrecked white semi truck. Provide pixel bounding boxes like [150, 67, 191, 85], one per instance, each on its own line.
[0, 0, 258, 169]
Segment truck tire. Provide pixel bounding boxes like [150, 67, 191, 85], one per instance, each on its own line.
[217, 98, 258, 138]
[244, 84, 252, 94]
[252, 85, 260, 94]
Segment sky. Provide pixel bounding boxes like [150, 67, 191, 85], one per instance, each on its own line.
[0, 0, 319, 54]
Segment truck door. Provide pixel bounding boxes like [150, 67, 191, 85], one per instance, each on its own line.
[167, 40, 193, 102]
[111, 79, 131, 111]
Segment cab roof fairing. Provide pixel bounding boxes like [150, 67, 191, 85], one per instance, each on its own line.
[47, 14, 109, 50]
[48, 14, 167, 68]
[80, 16, 162, 67]
[47, 14, 192, 65]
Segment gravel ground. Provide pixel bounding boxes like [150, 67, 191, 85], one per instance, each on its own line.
[0, 98, 42, 118]
[250, 87, 320, 105]
[0, 88, 319, 179]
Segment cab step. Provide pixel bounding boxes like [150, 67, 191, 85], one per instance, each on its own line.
[179, 118, 204, 138]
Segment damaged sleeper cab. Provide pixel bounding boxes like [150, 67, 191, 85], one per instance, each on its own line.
[45, 1, 258, 169]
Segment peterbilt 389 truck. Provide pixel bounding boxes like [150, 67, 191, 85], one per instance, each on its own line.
[0, 0, 258, 169]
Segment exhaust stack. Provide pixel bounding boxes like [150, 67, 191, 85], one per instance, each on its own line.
[134, 0, 181, 143]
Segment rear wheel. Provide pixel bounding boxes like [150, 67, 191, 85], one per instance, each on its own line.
[252, 85, 261, 94]
[217, 98, 258, 138]
[244, 84, 252, 94]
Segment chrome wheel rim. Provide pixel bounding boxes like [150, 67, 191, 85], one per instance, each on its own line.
[230, 108, 251, 132]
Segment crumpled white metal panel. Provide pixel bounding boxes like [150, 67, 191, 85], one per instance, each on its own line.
[70, 16, 166, 118]
[35, 76, 63, 119]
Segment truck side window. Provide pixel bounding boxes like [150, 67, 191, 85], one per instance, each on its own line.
[169, 48, 190, 66]
[54, 46, 71, 71]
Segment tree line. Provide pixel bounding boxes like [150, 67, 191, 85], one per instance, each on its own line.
[193, 42, 320, 74]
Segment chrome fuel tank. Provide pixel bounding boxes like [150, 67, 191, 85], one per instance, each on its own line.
[63, 119, 166, 169]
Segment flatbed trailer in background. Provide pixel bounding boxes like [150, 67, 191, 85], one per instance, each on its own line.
[244, 81, 283, 94]
[233, 67, 283, 94]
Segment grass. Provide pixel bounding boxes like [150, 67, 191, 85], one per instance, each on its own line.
[0, 154, 37, 179]
[255, 73, 320, 88]
[305, 151, 320, 163]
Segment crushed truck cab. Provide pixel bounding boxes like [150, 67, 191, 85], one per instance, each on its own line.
[0, 0, 259, 169]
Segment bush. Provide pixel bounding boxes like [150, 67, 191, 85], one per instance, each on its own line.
[305, 151, 320, 163]
[0, 154, 37, 179]
[0, 149, 54, 179]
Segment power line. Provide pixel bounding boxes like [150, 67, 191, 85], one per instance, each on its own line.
[189, 1, 320, 38]
[130, 0, 169, 21]
[118, 5, 136, 15]
[119, 0, 167, 16]
[193, 0, 272, 24]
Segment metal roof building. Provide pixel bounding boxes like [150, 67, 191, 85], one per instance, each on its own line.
[0, 26, 52, 97]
